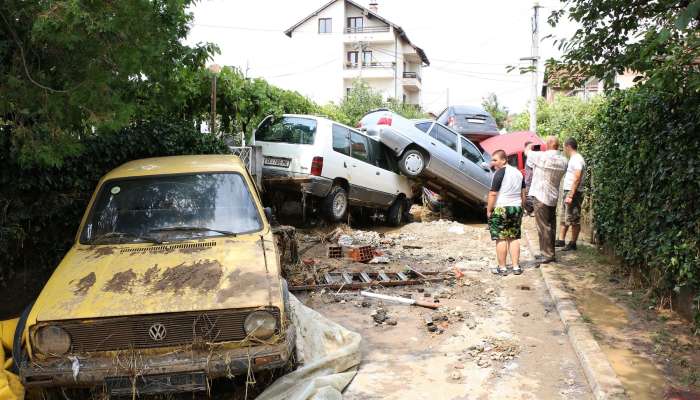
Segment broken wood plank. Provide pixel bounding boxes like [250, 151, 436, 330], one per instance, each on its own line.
[289, 277, 445, 292]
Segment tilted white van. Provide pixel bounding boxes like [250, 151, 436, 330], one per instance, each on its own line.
[254, 114, 415, 225]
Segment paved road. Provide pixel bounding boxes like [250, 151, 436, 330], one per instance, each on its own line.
[298, 218, 593, 400]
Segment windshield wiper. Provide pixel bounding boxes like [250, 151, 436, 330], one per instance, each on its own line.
[149, 226, 237, 237]
[89, 232, 163, 244]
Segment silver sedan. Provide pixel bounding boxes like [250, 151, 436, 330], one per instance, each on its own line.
[360, 109, 493, 207]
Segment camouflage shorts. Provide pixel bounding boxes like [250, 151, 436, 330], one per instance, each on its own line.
[489, 206, 523, 240]
[562, 190, 584, 226]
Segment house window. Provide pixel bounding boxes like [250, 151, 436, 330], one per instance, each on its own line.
[362, 51, 372, 66]
[347, 17, 363, 32]
[347, 51, 359, 67]
[346, 87, 352, 97]
[318, 18, 332, 33]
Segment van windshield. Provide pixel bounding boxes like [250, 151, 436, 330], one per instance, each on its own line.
[81, 173, 263, 244]
[256, 116, 317, 144]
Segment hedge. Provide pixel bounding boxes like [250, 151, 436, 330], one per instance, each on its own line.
[0, 120, 228, 318]
[589, 85, 700, 327]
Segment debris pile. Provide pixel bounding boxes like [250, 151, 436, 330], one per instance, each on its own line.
[461, 338, 521, 368]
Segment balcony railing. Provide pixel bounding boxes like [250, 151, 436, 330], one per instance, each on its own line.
[344, 26, 390, 34]
[345, 61, 395, 69]
[403, 71, 422, 82]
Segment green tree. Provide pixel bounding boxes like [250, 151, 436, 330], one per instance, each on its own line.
[332, 79, 427, 126]
[481, 93, 508, 130]
[547, 0, 700, 89]
[0, 0, 216, 167]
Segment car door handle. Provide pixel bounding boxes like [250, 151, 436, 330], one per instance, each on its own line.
[376, 171, 380, 175]
[351, 164, 357, 167]
[430, 142, 436, 146]
[343, 162, 347, 168]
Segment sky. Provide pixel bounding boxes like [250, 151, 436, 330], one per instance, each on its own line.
[186, 0, 577, 114]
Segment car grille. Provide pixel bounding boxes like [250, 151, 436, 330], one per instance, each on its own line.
[54, 307, 280, 353]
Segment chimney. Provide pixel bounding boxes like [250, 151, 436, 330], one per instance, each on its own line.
[369, 1, 378, 13]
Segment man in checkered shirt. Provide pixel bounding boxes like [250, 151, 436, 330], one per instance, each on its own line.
[525, 136, 568, 263]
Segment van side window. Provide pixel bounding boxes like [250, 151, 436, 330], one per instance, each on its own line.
[460, 137, 483, 164]
[430, 124, 458, 152]
[332, 124, 350, 156]
[415, 122, 432, 133]
[350, 131, 370, 162]
[507, 154, 519, 167]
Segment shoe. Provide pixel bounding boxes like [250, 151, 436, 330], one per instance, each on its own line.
[538, 256, 556, 264]
[555, 240, 566, 247]
[562, 243, 577, 251]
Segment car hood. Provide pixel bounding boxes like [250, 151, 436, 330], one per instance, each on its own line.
[30, 235, 281, 322]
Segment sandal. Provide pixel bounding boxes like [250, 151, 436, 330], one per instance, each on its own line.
[512, 265, 523, 275]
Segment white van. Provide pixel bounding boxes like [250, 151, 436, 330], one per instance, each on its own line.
[254, 114, 415, 225]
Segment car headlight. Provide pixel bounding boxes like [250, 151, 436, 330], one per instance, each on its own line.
[244, 311, 277, 340]
[33, 325, 71, 356]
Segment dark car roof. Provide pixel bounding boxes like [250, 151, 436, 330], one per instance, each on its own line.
[450, 105, 490, 115]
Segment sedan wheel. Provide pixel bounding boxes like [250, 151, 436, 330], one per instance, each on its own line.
[399, 149, 426, 177]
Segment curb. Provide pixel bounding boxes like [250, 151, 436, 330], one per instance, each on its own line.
[522, 228, 628, 400]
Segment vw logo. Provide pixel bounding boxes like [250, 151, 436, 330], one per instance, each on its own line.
[148, 323, 167, 341]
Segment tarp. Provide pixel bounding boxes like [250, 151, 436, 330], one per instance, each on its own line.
[257, 295, 361, 400]
[1, 319, 23, 400]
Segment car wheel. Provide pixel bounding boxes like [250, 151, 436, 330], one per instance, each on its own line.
[399, 149, 426, 177]
[387, 198, 405, 227]
[322, 185, 348, 221]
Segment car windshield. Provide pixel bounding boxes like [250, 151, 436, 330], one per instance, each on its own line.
[81, 173, 263, 244]
[256, 116, 317, 144]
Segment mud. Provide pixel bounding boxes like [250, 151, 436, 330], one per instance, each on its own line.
[103, 269, 137, 293]
[142, 265, 160, 285]
[90, 246, 116, 258]
[216, 270, 270, 302]
[153, 259, 223, 292]
[73, 272, 96, 295]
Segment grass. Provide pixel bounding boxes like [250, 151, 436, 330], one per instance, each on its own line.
[580, 314, 593, 324]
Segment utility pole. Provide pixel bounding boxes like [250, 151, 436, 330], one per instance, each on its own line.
[208, 64, 221, 135]
[529, 2, 541, 133]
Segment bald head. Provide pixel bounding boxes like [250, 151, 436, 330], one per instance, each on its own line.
[546, 136, 560, 150]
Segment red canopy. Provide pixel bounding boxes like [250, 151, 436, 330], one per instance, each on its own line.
[479, 131, 546, 156]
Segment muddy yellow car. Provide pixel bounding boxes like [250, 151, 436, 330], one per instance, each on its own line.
[15, 155, 294, 395]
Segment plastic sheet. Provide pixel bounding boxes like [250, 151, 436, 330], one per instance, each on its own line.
[256, 295, 361, 400]
[0, 318, 23, 400]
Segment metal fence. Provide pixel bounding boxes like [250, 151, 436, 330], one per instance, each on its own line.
[229, 145, 263, 190]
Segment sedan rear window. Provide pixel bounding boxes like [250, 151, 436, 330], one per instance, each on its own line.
[256, 116, 317, 144]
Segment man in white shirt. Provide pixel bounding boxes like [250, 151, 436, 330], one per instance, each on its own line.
[557, 138, 586, 251]
[487, 150, 527, 275]
[525, 137, 568, 263]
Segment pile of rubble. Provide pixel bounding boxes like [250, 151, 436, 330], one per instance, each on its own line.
[460, 338, 521, 369]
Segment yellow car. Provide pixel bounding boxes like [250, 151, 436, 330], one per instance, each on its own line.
[15, 155, 294, 396]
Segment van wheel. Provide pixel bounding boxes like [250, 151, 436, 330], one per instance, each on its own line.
[387, 198, 405, 227]
[322, 186, 348, 221]
[399, 149, 426, 177]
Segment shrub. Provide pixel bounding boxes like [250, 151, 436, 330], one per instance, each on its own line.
[590, 85, 700, 328]
[0, 119, 228, 318]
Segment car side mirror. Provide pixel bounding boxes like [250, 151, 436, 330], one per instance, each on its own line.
[264, 207, 273, 222]
[480, 162, 491, 171]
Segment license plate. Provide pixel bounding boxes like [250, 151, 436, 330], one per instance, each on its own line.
[264, 157, 291, 168]
[466, 118, 485, 124]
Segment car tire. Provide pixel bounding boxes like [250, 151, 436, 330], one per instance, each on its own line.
[399, 149, 426, 177]
[386, 198, 405, 227]
[322, 185, 348, 222]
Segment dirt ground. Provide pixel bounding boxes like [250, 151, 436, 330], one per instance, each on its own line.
[291, 215, 593, 399]
[521, 219, 700, 400]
